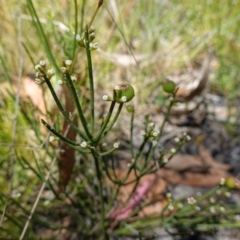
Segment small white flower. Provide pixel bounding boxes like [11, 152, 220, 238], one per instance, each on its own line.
[152, 140, 158, 146]
[177, 203, 183, 209]
[210, 197, 215, 203]
[89, 25, 95, 33]
[220, 178, 225, 186]
[47, 69, 55, 77]
[121, 96, 127, 102]
[39, 60, 46, 67]
[57, 79, 64, 85]
[234, 215, 240, 221]
[148, 122, 155, 128]
[186, 135, 191, 141]
[35, 78, 44, 84]
[36, 72, 43, 77]
[174, 137, 180, 143]
[168, 204, 174, 211]
[76, 34, 81, 41]
[141, 130, 146, 136]
[90, 42, 98, 50]
[44, 200, 50, 206]
[183, 132, 187, 137]
[187, 197, 196, 205]
[152, 130, 159, 137]
[210, 206, 216, 213]
[35, 64, 41, 71]
[65, 60, 72, 66]
[113, 142, 120, 149]
[216, 189, 222, 195]
[49, 136, 55, 142]
[170, 148, 176, 154]
[12, 192, 21, 198]
[225, 191, 231, 198]
[102, 95, 109, 101]
[61, 67, 67, 73]
[166, 193, 171, 199]
[195, 206, 201, 211]
[127, 163, 131, 168]
[169, 96, 174, 102]
[80, 141, 88, 148]
[114, 85, 121, 90]
[71, 75, 77, 82]
[219, 206, 225, 212]
[163, 158, 169, 164]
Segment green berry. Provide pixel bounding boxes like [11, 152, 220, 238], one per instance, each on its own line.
[113, 83, 135, 103]
[162, 81, 176, 94]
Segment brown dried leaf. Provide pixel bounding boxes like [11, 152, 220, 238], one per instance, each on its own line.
[108, 169, 167, 221]
[58, 85, 77, 194]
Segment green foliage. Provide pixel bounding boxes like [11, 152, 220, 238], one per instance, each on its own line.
[1, 0, 240, 239]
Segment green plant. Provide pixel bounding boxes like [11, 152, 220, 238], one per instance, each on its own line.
[1, 1, 240, 240]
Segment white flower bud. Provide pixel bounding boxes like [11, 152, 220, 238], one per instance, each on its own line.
[210, 197, 215, 203]
[220, 178, 225, 186]
[76, 34, 81, 41]
[39, 60, 46, 67]
[148, 122, 155, 128]
[61, 67, 68, 73]
[49, 136, 55, 142]
[219, 206, 225, 212]
[113, 142, 120, 149]
[114, 85, 121, 90]
[80, 141, 88, 148]
[152, 140, 158, 146]
[210, 206, 216, 213]
[170, 148, 176, 154]
[177, 203, 183, 209]
[187, 197, 196, 205]
[35, 78, 44, 84]
[186, 135, 191, 141]
[121, 96, 127, 102]
[141, 130, 146, 136]
[152, 130, 159, 137]
[195, 206, 201, 211]
[174, 137, 180, 143]
[89, 42, 98, 50]
[57, 79, 64, 85]
[71, 76, 77, 82]
[89, 25, 95, 33]
[65, 60, 72, 66]
[166, 192, 171, 199]
[47, 69, 55, 78]
[163, 158, 169, 164]
[35, 64, 42, 71]
[168, 204, 174, 211]
[102, 95, 111, 101]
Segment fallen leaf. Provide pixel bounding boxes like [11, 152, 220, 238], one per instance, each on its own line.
[58, 85, 78, 194]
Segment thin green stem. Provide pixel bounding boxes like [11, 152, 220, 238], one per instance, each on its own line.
[84, 26, 95, 133]
[94, 101, 116, 142]
[65, 73, 92, 139]
[103, 103, 124, 135]
[72, 0, 78, 60]
[90, 149, 109, 240]
[130, 108, 135, 158]
[80, 0, 86, 33]
[41, 119, 80, 146]
[44, 77, 88, 140]
[27, 0, 59, 72]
